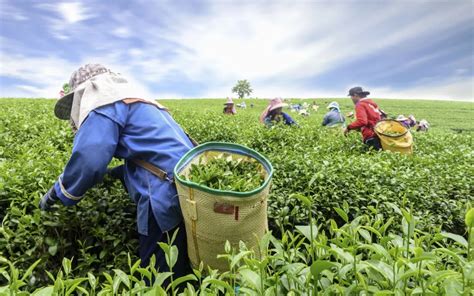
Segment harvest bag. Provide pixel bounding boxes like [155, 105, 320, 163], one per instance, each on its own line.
[375, 119, 413, 154]
[174, 142, 273, 271]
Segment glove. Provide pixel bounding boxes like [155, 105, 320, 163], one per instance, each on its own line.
[107, 165, 124, 180]
[39, 186, 59, 211]
[344, 127, 350, 137]
[105, 165, 128, 192]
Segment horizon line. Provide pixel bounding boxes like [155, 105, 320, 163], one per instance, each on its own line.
[1, 97, 473, 102]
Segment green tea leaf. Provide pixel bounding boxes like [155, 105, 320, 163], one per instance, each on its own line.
[113, 269, 130, 289]
[295, 225, 318, 241]
[239, 269, 261, 292]
[291, 194, 312, 207]
[31, 286, 54, 296]
[465, 208, 474, 228]
[334, 207, 348, 223]
[440, 232, 468, 247]
[48, 245, 58, 256]
[310, 260, 336, 279]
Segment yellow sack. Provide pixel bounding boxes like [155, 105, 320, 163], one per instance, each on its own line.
[374, 119, 413, 154]
[174, 142, 273, 271]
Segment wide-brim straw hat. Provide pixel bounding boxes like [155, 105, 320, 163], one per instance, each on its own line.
[224, 97, 234, 105]
[268, 98, 288, 111]
[327, 101, 340, 110]
[55, 64, 111, 120]
[396, 115, 408, 121]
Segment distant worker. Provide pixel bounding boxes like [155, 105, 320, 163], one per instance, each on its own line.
[223, 97, 236, 115]
[322, 101, 345, 127]
[310, 100, 319, 111]
[299, 109, 310, 117]
[416, 119, 429, 132]
[396, 114, 416, 128]
[291, 103, 302, 112]
[259, 97, 297, 127]
[344, 86, 383, 150]
[237, 101, 247, 109]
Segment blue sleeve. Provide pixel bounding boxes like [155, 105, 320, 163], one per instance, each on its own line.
[53, 111, 120, 206]
[282, 113, 296, 125]
[263, 117, 272, 127]
[322, 113, 330, 126]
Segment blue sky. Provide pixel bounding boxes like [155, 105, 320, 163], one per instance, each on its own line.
[0, 0, 472, 100]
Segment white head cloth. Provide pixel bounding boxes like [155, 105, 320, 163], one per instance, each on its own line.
[70, 72, 153, 129]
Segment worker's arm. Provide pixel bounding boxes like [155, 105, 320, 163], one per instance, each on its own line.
[347, 104, 368, 130]
[47, 111, 120, 207]
[322, 113, 330, 126]
[282, 112, 297, 125]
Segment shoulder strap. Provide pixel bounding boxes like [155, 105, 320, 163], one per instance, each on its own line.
[184, 131, 199, 147]
[122, 98, 168, 110]
[123, 98, 198, 147]
[125, 98, 198, 178]
[132, 159, 173, 183]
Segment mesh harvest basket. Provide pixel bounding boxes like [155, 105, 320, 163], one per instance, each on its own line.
[174, 142, 273, 271]
[375, 119, 413, 154]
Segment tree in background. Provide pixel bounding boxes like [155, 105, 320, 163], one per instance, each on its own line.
[62, 83, 70, 93]
[58, 83, 70, 97]
[232, 80, 253, 99]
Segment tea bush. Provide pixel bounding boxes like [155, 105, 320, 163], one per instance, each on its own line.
[183, 155, 265, 192]
[0, 98, 473, 294]
[2, 205, 473, 295]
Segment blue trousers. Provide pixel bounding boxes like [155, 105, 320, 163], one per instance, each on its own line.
[364, 136, 382, 151]
[108, 165, 192, 281]
[139, 212, 192, 282]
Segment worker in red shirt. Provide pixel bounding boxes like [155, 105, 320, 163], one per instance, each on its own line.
[344, 86, 383, 150]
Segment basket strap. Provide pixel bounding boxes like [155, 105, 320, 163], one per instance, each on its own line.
[132, 159, 173, 183]
[184, 131, 199, 147]
[188, 188, 201, 264]
[122, 98, 198, 147]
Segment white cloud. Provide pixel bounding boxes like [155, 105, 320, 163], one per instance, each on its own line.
[371, 77, 474, 101]
[455, 68, 469, 75]
[0, 54, 76, 97]
[1, 1, 472, 101]
[0, 54, 73, 84]
[128, 48, 143, 57]
[112, 27, 131, 38]
[15, 84, 44, 93]
[0, 52, 155, 98]
[13, 14, 27, 21]
[36, 1, 95, 39]
[56, 2, 93, 24]
[126, 1, 472, 95]
[0, 1, 28, 21]
[196, 76, 473, 101]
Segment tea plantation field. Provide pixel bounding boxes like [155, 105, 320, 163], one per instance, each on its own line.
[0, 98, 473, 295]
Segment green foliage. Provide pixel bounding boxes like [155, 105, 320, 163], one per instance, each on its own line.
[163, 99, 473, 236]
[183, 154, 264, 192]
[0, 98, 473, 294]
[62, 83, 70, 94]
[0, 100, 137, 290]
[231, 79, 253, 99]
[2, 208, 473, 294]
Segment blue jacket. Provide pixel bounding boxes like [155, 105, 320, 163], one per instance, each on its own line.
[264, 112, 296, 127]
[53, 101, 194, 235]
[322, 109, 345, 127]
